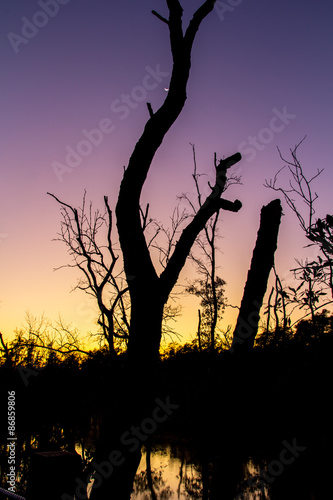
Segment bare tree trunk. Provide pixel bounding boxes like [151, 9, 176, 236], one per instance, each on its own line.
[231, 199, 282, 353]
[209, 211, 219, 352]
[125, 291, 165, 366]
[0, 332, 12, 367]
[146, 445, 158, 500]
[197, 309, 203, 352]
[266, 286, 274, 337]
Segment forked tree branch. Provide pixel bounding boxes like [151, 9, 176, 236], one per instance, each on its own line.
[116, 1, 219, 292]
[264, 138, 323, 233]
[160, 152, 242, 299]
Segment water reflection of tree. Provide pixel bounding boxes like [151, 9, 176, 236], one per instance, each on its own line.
[235, 459, 270, 500]
[132, 447, 173, 499]
[183, 472, 203, 499]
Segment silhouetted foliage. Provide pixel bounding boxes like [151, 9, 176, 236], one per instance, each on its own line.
[186, 276, 227, 351]
[255, 308, 333, 350]
[265, 139, 333, 320]
[2, 307, 333, 497]
[0, 313, 91, 370]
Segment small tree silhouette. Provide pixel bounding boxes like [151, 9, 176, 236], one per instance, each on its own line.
[186, 276, 226, 352]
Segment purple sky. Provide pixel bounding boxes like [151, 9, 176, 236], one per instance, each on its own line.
[1, 0, 333, 343]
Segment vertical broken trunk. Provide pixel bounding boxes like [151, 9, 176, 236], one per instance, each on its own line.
[231, 199, 282, 353]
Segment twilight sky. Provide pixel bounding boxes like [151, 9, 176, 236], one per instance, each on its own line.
[1, 0, 333, 345]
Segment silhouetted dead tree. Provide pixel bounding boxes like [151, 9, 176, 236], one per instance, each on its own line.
[264, 138, 322, 232]
[231, 199, 282, 353]
[48, 191, 130, 355]
[48, 191, 184, 354]
[265, 139, 333, 317]
[116, 0, 242, 367]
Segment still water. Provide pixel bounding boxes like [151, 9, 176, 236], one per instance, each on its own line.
[129, 442, 269, 500]
[131, 445, 202, 499]
[81, 439, 270, 499]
